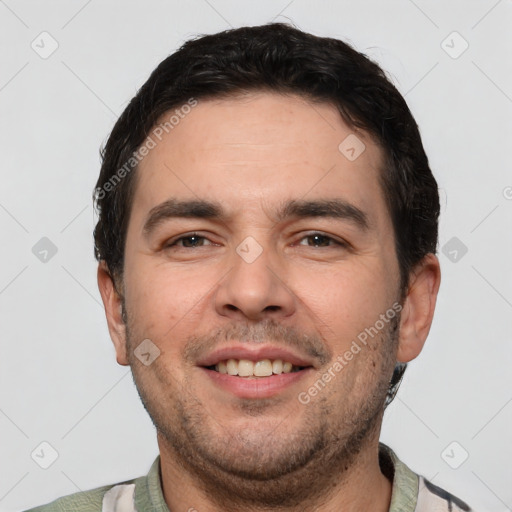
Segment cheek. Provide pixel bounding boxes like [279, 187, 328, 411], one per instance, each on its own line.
[291, 263, 392, 330]
[123, 259, 216, 336]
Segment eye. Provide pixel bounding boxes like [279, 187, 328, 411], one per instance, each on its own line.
[296, 232, 347, 248]
[165, 233, 213, 248]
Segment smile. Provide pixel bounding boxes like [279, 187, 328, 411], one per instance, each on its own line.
[207, 358, 306, 377]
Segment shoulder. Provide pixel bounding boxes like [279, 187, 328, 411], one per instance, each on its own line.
[417, 476, 473, 511]
[379, 443, 475, 512]
[23, 481, 136, 512]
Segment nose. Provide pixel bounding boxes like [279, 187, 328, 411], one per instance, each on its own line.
[214, 240, 296, 322]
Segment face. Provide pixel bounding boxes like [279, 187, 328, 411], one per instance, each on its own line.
[108, 92, 408, 504]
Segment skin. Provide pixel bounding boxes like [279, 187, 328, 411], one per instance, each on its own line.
[98, 91, 441, 512]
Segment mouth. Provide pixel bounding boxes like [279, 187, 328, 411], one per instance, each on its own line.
[200, 358, 314, 399]
[204, 358, 309, 377]
[196, 345, 317, 398]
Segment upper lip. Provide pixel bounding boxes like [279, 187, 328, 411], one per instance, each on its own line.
[197, 345, 317, 369]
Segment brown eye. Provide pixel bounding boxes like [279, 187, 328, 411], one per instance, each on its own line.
[305, 234, 331, 247]
[180, 235, 205, 247]
[166, 234, 211, 248]
[297, 233, 345, 248]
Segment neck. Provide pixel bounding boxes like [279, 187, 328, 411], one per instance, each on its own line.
[157, 430, 393, 512]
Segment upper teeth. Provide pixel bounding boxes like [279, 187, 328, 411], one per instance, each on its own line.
[215, 359, 297, 377]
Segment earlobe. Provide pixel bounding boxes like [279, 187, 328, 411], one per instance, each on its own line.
[396, 253, 441, 363]
[97, 262, 130, 366]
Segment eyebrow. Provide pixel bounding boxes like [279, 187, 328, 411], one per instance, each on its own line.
[142, 197, 369, 236]
[275, 198, 369, 230]
[143, 199, 224, 236]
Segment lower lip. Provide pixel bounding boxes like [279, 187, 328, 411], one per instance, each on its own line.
[200, 367, 313, 399]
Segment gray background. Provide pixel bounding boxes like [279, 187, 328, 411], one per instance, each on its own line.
[0, 1, 511, 510]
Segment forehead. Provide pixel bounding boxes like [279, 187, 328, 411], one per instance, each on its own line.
[132, 91, 389, 227]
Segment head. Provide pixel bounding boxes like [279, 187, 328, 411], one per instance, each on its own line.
[95, 23, 440, 507]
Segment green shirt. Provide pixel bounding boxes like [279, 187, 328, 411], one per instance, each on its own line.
[24, 442, 473, 511]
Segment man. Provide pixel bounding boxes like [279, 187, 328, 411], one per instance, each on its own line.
[26, 23, 474, 512]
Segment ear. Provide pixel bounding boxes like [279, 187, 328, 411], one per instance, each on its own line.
[97, 261, 129, 366]
[397, 253, 441, 363]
